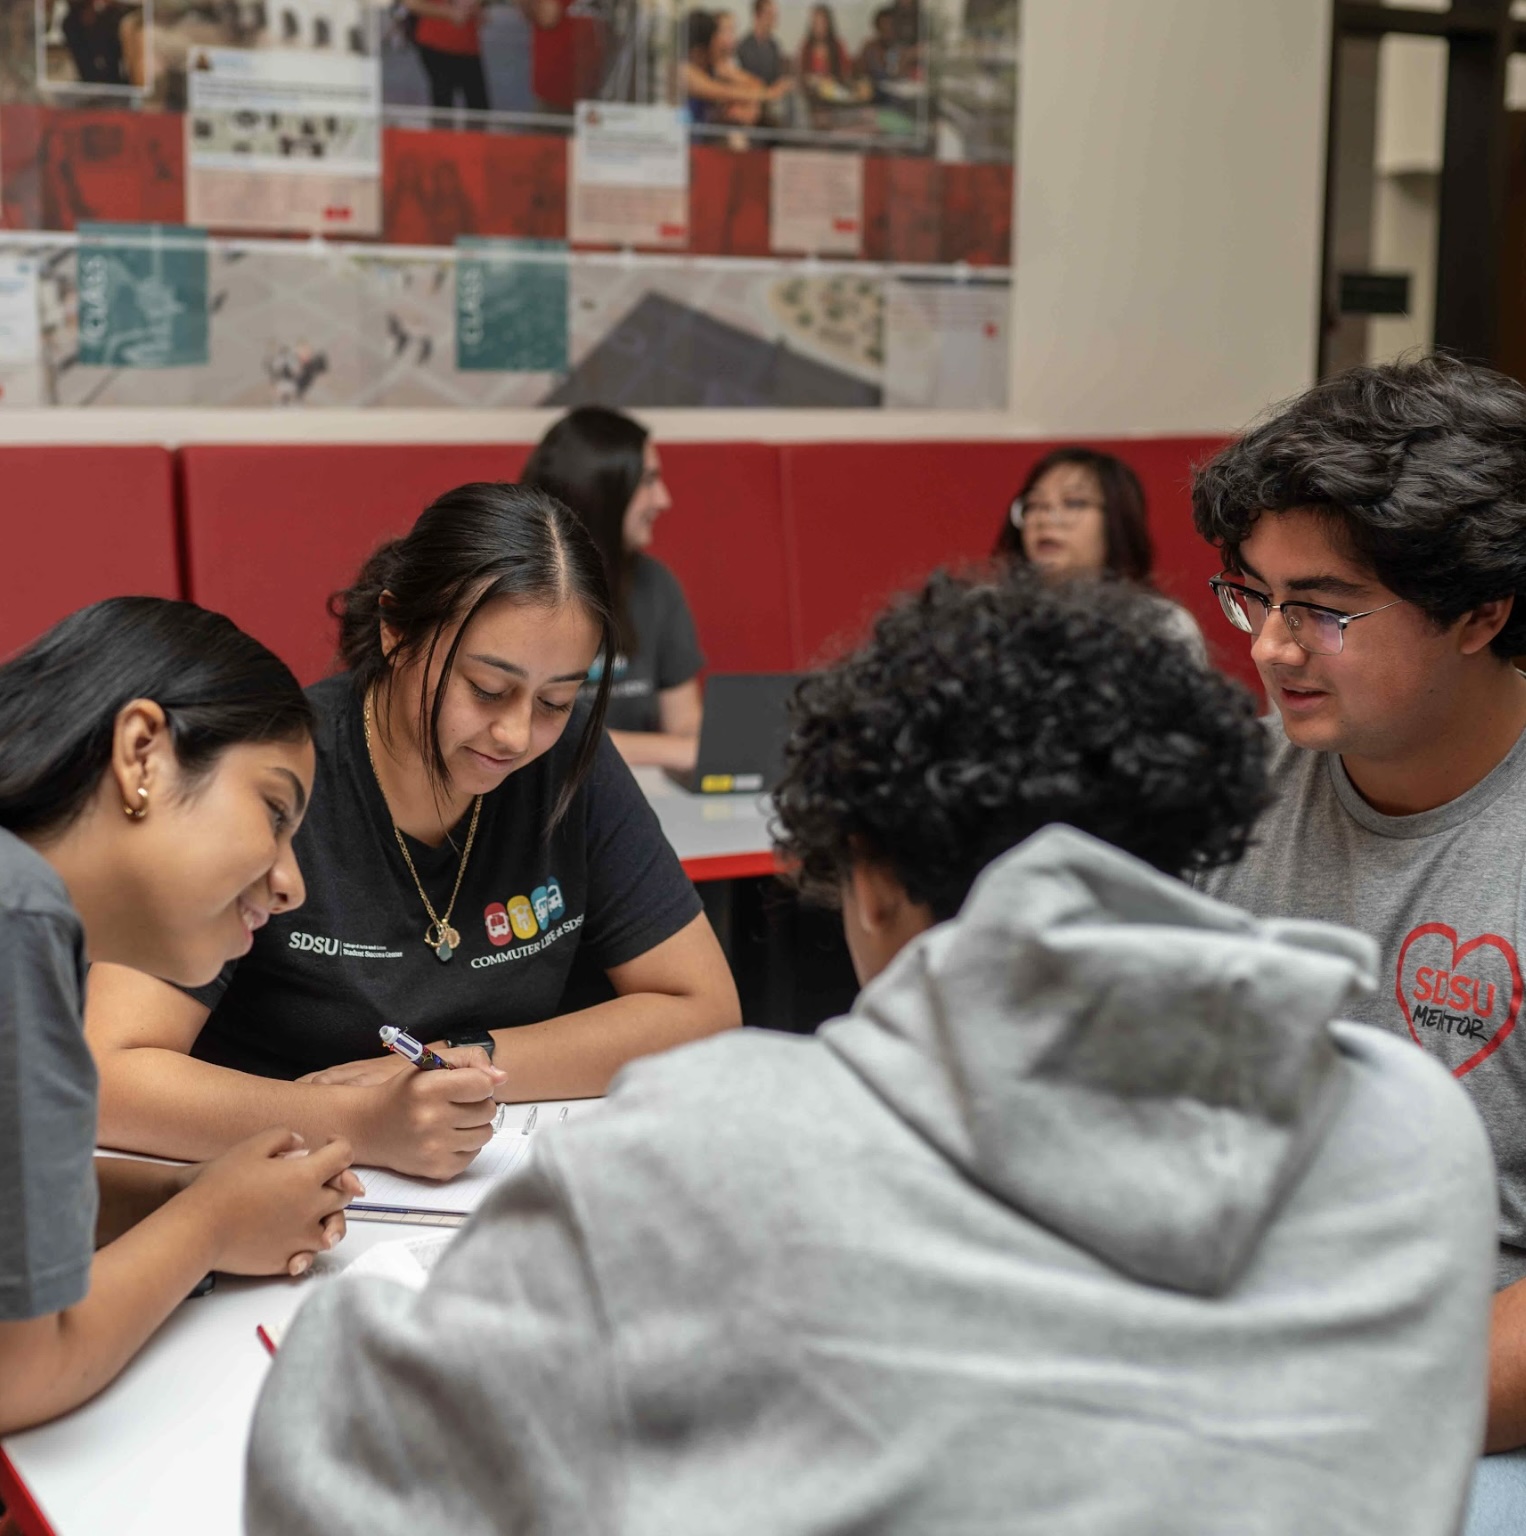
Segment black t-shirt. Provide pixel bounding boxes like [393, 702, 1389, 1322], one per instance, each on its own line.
[190, 674, 702, 1080]
[599, 555, 705, 735]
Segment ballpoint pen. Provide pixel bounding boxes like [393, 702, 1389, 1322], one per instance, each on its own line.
[379, 1024, 453, 1071]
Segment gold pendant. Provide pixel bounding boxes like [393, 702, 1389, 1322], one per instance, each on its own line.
[425, 922, 458, 963]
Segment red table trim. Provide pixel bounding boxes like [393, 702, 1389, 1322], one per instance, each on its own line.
[0, 1448, 57, 1536]
[679, 851, 782, 883]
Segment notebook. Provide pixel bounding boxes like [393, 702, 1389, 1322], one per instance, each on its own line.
[349, 1098, 599, 1219]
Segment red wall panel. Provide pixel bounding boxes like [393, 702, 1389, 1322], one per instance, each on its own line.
[181, 444, 530, 684]
[0, 106, 183, 231]
[0, 446, 178, 660]
[648, 442, 795, 672]
[779, 437, 1254, 689]
[179, 440, 798, 686]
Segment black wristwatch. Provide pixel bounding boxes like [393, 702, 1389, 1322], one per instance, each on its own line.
[443, 1030, 496, 1062]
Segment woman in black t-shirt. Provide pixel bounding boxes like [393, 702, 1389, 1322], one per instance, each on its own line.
[524, 406, 707, 772]
[88, 484, 740, 1181]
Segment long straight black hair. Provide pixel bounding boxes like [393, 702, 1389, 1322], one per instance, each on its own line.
[332, 481, 615, 828]
[995, 446, 1155, 584]
[0, 597, 312, 839]
[521, 406, 648, 657]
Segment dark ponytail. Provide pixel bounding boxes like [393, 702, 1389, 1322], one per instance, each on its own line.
[331, 481, 615, 828]
[0, 598, 312, 839]
[521, 406, 648, 657]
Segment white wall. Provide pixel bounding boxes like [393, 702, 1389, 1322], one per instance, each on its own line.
[0, 0, 1331, 446]
[1008, 0, 1330, 438]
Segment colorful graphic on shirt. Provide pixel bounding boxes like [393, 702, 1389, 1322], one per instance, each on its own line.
[507, 894, 539, 940]
[1397, 922, 1523, 1078]
[483, 900, 512, 947]
[483, 878, 565, 949]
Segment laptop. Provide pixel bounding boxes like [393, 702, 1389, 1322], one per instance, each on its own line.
[666, 672, 804, 794]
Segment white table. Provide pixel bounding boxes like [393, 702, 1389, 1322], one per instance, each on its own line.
[0, 768, 777, 1535]
[0, 1218, 448, 1536]
[630, 765, 781, 882]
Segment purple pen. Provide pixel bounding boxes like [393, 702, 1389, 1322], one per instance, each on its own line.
[379, 1025, 453, 1071]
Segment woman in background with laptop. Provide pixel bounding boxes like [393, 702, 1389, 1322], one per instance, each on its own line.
[523, 406, 707, 772]
[85, 483, 739, 1183]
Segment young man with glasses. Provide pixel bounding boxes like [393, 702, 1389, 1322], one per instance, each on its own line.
[1193, 356, 1526, 1502]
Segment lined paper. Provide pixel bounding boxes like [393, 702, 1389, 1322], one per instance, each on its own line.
[350, 1099, 596, 1217]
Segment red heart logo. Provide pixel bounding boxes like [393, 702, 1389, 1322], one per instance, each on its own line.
[1395, 923, 1523, 1077]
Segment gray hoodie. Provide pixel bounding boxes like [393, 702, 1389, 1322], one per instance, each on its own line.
[247, 826, 1496, 1536]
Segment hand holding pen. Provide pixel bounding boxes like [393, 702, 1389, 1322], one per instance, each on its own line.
[379, 1025, 453, 1071]
[363, 1026, 508, 1178]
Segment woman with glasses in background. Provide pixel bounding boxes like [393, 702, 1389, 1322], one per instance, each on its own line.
[994, 446, 1205, 657]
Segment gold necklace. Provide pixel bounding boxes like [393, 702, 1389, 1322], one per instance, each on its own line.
[363, 690, 482, 964]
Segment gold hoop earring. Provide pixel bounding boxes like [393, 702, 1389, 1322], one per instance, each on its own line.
[123, 786, 149, 820]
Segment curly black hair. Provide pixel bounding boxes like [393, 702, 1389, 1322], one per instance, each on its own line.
[1193, 354, 1526, 657]
[772, 568, 1268, 922]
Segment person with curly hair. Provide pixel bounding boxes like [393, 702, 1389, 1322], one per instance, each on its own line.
[244, 569, 1494, 1536]
[1191, 356, 1526, 1524]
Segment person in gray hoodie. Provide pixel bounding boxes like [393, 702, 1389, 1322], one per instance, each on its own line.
[247, 569, 1497, 1536]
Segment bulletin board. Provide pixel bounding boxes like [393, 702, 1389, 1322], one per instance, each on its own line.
[0, 0, 1016, 409]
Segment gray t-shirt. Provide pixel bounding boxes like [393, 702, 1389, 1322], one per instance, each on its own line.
[736, 31, 786, 83]
[599, 554, 705, 735]
[1201, 715, 1526, 1287]
[0, 828, 97, 1320]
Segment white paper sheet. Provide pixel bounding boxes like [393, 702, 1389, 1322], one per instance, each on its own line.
[350, 1099, 598, 1216]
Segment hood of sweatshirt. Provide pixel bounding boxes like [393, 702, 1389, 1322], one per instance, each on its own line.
[820, 825, 1378, 1297]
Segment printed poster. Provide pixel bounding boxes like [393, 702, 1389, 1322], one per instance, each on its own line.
[456, 236, 569, 373]
[770, 148, 863, 256]
[569, 102, 687, 248]
[883, 275, 1007, 410]
[77, 220, 208, 367]
[0, 251, 42, 404]
[0, 253, 40, 363]
[185, 47, 381, 234]
[34, 0, 154, 99]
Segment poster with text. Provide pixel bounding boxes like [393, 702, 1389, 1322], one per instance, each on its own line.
[76, 220, 207, 366]
[0, 253, 41, 363]
[569, 100, 686, 247]
[770, 147, 861, 254]
[883, 274, 1006, 409]
[185, 46, 381, 233]
[456, 235, 569, 371]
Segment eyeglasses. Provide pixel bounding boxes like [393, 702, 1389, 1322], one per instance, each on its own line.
[1209, 576, 1402, 656]
[1009, 495, 1104, 529]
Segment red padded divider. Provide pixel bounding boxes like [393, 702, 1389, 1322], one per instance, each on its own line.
[183, 441, 795, 685]
[0, 446, 178, 662]
[648, 443, 795, 673]
[779, 437, 1255, 690]
[181, 444, 530, 683]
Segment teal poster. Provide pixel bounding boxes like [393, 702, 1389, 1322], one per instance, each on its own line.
[455, 237, 569, 373]
[77, 224, 210, 369]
